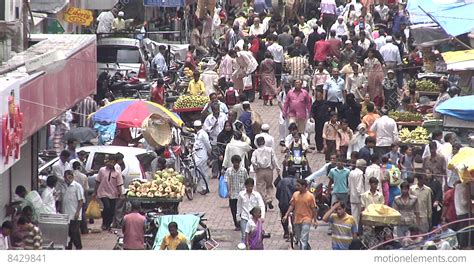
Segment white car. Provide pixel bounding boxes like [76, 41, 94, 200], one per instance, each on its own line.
[38, 146, 156, 195]
[97, 37, 148, 80]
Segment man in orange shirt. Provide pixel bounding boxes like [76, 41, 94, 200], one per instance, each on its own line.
[361, 102, 380, 137]
[283, 179, 317, 250]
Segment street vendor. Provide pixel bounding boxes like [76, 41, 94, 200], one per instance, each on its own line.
[160, 222, 188, 250]
[187, 72, 206, 96]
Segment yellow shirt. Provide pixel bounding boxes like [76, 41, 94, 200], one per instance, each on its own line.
[160, 233, 188, 250]
[187, 80, 206, 96]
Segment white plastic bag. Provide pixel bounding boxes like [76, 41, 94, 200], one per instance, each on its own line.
[306, 118, 315, 134]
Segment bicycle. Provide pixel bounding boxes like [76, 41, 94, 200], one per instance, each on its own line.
[180, 152, 209, 200]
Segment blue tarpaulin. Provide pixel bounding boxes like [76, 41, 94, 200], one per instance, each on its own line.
[144, 0, 185, 7]
[435, 96, 474, 121]
[430, 3, 474, 36]
[407, 0, 466, 24]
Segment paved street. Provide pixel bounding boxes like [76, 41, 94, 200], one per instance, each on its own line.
[82, 102, 332, 250]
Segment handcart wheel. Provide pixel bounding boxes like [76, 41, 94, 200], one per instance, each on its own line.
[185, 186, 194, 200]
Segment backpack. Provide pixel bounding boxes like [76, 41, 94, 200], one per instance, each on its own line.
[388, 164, 402, 186]
[225, 87, 238, 106]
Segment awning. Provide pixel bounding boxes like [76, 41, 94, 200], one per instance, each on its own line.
[410, 24, 451, 47]
[407, 0, 467, 24]
[29, 0, 68, 14]
[442, 50, 474, 70]
[430, 3, 474, 36]
[435, 95, 474, 121]
[0, 35, 97, 142]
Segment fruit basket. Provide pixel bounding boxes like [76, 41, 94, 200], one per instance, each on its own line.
[399, 126, 430, 145]
[173, 95, 209, 110]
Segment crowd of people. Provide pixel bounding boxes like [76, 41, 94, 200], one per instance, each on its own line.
[1, 0, 472, 251]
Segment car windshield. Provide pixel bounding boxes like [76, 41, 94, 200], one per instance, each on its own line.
[97, 46, 141, 64]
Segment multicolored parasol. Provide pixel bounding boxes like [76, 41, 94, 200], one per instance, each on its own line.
[90, 99, 183, 128]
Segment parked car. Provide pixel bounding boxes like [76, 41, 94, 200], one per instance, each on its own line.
[38, 146, 156, 195]
[97, 37, 149, 80]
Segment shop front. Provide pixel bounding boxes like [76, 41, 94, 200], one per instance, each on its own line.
[0, 34, 96, 220]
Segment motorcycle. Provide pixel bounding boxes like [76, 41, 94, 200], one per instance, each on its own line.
[310, 182, 331, 220]
[283, 146, 311, 179]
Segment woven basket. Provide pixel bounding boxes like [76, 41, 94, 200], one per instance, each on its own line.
[142, 114, 172, 148]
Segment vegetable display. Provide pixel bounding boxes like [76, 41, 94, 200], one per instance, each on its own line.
[127, 168, 185, 198]
[416, 80, 438, 92]
[389, 111, 423, 122]
[399, 127, 430, 144]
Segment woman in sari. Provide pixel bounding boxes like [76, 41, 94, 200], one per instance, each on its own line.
[245, 206, 264, 250]
[364, 48, 384, 107]
[259, 51, 278, 106]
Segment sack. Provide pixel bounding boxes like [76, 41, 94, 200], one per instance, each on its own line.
[86, 199, 102, 219]
[306, 118, 315, 134]
[218, 175, 228, 198]
[388, 165, 402, 186]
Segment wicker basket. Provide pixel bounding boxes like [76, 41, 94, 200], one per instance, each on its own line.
[142, 114, 172, 148]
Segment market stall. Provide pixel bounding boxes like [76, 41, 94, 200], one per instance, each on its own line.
[172, 95, 209, 126]
[435, 95, 474, 144]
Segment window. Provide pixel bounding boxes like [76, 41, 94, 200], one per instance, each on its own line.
[97, 46, 141, 64]
[91, 152, 113, 171]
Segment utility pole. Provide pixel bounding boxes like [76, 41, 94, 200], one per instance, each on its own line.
[22, 0, 29, 50]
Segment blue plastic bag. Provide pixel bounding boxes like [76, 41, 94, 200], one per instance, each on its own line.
[218, 175, 228, 198]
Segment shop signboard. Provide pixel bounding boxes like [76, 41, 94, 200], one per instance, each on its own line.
[64, 6, 94, 26]
[0, 80, 23, 174]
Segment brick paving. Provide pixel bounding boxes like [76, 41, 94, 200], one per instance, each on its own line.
[82, 102, 333, 250]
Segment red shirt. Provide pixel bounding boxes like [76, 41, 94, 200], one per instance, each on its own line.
[313, 40, 331, 62]
[151, 85, 165, 105]
[327, 38, 341, 59]
[443, 188, 456, 223]
[123, 212, 146, 249]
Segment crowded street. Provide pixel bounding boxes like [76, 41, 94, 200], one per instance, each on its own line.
[1, 0, 474, 255]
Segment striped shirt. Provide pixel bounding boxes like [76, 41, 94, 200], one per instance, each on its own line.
[329, 213, 357, 250]
[224, 167, 248, 199]
[76, 96, 98, 128]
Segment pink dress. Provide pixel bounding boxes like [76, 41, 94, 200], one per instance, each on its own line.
[259, 58, 278, 100]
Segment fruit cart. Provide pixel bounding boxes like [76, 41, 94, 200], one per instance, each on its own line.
[126, 196, 182, 214]
[173, 107, 205, 127]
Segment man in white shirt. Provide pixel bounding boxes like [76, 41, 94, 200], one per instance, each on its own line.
[379, 36, 402, 71]
[365, 155, 383, 191]
[345, 64, 367, 101]
[277, 84, 291, 145]
[267, 34, 284, 86]
[204, 103, 227, 179]
[96, 9, 116, 34]
[254, 124, 275, 148]
[374, 29, 387, 51]
[249, 17, 265, 36]
[41, 176, 58, 214]
[151, 45, 168, 78]
[330, 16, 348, 38]
[348, 159, 366, 228]
[112, 11, 126, 32]
[252, 137, 281, 209]
[375, 2, 390, 22]
[62, 170, 84, 250]
[370, 108, 399, 157]
[52, 150, 72, 199]
[193, 121, 212, 195]
[422, 130, 444, 159]
[237, 178, 266, 244]
[200, 60, 219, 96]
[222, 131, 252, 170]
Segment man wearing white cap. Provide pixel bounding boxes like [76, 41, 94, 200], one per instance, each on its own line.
[330, 16, 348, 38]
[112, 11, 126, 32]
[254, 124, 274, 148]
[379, 36, 402, 73]
[193, 120, 211, 195]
